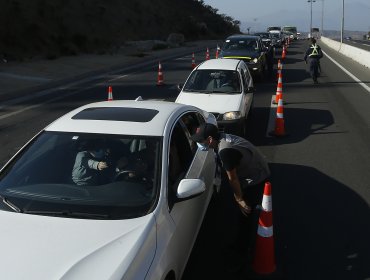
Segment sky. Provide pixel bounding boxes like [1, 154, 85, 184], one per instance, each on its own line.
[202, 0, 370, 32]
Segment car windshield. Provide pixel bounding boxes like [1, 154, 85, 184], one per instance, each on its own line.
[183, 70, 241, 93]
[222, 38, 259, 52]
[254, 33, 270, 39]
[270, 33, 280, 39]
[0, 131, 162, 219]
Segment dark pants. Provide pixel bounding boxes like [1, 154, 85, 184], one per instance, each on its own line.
[309, 58, 320, 82]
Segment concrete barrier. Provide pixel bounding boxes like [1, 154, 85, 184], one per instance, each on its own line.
[320, 37, 370, 69]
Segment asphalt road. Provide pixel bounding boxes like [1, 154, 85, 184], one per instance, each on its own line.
[0, 40, 369, 280]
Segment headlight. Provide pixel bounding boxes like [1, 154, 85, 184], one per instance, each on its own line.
[223, 111, 242, 120]
[249, 58, 258, 64]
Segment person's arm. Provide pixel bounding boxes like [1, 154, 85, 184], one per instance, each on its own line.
[225, 168, 252, 215]
[225, 168, 243, 199]
[219, 148, 252, 215]
[87, 158, 108, 170]
[304, 48, 309, 62]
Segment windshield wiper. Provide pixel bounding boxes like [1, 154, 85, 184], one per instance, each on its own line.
[0, 195, 21, 213]
[23, 210, 109, 219]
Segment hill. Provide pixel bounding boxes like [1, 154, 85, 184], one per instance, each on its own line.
[0, 0, 240, 61]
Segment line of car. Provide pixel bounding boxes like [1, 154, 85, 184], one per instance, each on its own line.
[0, 31, 285, 280]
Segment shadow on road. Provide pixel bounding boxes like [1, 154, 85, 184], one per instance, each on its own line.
[183, 163, 370, 280]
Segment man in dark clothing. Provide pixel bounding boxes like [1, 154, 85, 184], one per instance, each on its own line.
[191, 123, 270, 216]
[264, 42, 275, 78]
[304, 38, 323, 84]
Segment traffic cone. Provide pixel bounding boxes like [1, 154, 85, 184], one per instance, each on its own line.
[252, 182, 276, 275]
[274, 97, 286, 136]
[281, 46, 286, 60]
[191, 53, 196, 69]
[215, 45, 220, 59]
[206, 48, 210, 60]
[107, 86, 113, 101]
[276, 59, 283, 82]
[157, 61, 164, 86]
[274, 70, 283, 104]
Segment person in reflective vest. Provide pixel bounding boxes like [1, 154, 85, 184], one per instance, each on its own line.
[304, 38, 323, 83]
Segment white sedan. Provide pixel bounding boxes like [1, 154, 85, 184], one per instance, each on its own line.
[0, 100, 217, 280]
[176, 58, 254, 136]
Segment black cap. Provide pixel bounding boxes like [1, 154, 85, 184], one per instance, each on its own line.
[191, 123, 220, 142]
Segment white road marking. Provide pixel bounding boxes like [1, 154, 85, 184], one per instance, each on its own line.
[0, 72, 51, 82]
[0, 86, 94, 121]
[323, 50, 370, 94]
[107, 74, 129, 82]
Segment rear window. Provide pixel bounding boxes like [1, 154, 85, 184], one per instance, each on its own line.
[223, 38, 259, 51]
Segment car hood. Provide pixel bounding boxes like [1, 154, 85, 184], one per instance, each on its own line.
[221, 50, 259, 59]
[176, 92, 242, 114]
[0, 211, 156, 280]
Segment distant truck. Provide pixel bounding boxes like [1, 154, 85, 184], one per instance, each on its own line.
[281, 26, 298, 40]
[309, 28, 320, 39]
[267, 26, 281, 32]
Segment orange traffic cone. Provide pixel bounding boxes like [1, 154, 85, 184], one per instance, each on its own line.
[107, 86, 113, 101]
[215, 45, 220, 59]
[274, 97, 286, 136]
[274, 70, 283, 104]
[276, 59, 283, 82]
[252, 182, 276, 275]
[191, 53, 196, 69]
[281, 46, 286, 60]
[157, 61, 164, 86]
[206, 48, 210, 60]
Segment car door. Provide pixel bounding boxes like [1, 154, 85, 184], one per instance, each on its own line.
[166, 112, 216, 275]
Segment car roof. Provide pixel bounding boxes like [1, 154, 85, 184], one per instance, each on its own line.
[226, 34, 260, 40]
[45, 100, 197, 136]
[196, 58, 241, 71]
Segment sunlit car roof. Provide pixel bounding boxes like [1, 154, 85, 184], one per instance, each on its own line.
[227, 34, 260, 40]
[46, 100, 194, 136]
[196, 58, 241, 71]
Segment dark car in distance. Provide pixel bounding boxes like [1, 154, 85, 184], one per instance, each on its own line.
[220, 34, 267, 81]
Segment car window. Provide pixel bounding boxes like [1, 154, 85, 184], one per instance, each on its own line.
[0, 131, 162, 219]
[167, 115, 207, 206]
[183, 70, 241, 93]
[240, 70, 247, 90]
[223, 38, 258, 51]
[180, 112, 206, 154]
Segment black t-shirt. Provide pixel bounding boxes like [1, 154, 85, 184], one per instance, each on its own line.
[218, 148, 242, 171]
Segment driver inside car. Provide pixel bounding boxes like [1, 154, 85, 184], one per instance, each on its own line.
[115, 140, 156, 183]
[72, 140, 110, 186]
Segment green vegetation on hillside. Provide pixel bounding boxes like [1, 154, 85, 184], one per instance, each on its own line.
[0, 0, 240, 60]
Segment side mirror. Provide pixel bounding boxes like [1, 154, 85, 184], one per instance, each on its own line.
[177, 84, 183, 91]
[177, 178, 205, 199]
